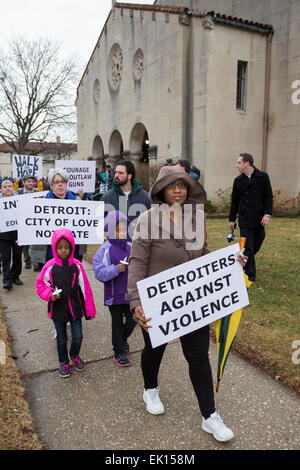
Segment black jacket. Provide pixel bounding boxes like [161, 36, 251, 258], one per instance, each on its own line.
[229, 167, 273, 228]
[0, 230, 17, 241]
[47, 261, 86, 321]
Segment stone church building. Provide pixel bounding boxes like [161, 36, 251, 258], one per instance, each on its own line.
[76, 0, 300, 202]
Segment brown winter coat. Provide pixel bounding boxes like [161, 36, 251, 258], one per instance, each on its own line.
[127, 165, 209, 312]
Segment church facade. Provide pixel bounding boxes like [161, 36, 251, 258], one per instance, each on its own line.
[76, 1, 300, 202]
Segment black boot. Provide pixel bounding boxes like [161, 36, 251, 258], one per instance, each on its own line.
[3, 281, 13, 290]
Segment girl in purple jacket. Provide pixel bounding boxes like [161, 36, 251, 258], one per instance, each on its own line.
[36, 229, 96, 378]
[93, 211, 136, 367]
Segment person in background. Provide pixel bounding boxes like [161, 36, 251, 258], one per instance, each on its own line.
[17, 176, 39, 270]
[106, 164, 115, 190]
[229, 153, 273, 282]
[176, 159, 191, 174]
[42, 177, 50, 191]
[13, 177, 21, 191]
[100, 165, 107, 185]
[93, 167, 108, 199]
[29, 168, 87, 271]
[176, 159, 201, 181]
[37, 177, 43, 191]
[0, 180, 23, 289]
[190, 165, 201, 181]
[100, 160, 151, 240]
[17, 176, 39, 195]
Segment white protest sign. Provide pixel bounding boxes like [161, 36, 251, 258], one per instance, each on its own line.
[12, 154, 43, 179]
[55, 160, 96, 193]
[137, 243, 249, 348]
[17, 198, 104, 245]
[0, 191, 48, 233]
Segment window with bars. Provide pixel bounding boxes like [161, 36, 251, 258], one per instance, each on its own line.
[236, 61, 247, 110]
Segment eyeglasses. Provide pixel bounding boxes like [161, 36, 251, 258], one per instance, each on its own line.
[52, 179, 67, 185]
[166, 182, 188, 190]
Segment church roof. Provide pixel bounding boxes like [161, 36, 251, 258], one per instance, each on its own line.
[208, 11, 274, 33]
[114, 2, 273, 33]
[77, 2, 273, 92]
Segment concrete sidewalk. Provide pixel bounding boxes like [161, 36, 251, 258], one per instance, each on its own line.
[1, 262, 299, 450]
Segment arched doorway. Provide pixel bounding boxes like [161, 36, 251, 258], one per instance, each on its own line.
[92, 135, 104, 167]
[109, 130, 124, 162]
[130, 122, 150, 189]
[130, 122, 149, 163]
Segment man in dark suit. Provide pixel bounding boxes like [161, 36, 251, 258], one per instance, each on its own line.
[229, 153, 273, 282]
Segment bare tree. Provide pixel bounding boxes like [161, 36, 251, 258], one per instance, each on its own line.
[0, 37, 78, 154]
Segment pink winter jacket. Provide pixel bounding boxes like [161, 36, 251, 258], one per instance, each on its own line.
[36, 228, 96, 321]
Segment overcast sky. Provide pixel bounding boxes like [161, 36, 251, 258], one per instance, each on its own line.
[0, 1, 154, 142]
[1, 0, 154, 74]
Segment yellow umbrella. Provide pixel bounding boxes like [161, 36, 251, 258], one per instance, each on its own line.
[215, 237, 252, 392]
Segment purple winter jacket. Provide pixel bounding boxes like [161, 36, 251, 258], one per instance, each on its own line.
[93, 211, 131, 306]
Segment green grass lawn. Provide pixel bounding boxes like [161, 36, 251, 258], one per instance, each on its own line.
[206, 217, 300, 394]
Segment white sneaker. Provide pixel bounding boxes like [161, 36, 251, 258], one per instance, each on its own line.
[143, 387, 165, 415]
[202, 412, 234, 442]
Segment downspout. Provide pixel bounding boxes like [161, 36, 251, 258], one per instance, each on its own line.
[179, 9, 193, 160]
[262, 32, 273, 172]
[185, 15, 193, 160]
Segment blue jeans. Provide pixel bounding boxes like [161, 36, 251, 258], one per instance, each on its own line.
[53, 318, 83, 364]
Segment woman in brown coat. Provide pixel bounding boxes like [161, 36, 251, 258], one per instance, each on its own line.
[127, 165, 244, 442]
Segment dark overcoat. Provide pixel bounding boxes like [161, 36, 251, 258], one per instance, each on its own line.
[229, 167, 273, 228]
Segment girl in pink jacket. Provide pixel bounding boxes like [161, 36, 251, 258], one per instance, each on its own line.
[36, 229, 96, 378]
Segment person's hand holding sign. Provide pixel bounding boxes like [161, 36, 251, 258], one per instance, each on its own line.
[236, 254, 248, 267]
[134, 305, 152, 332]
[235, 236, 248, 268]
[50, 287, 62, 302]
[50, 293, 60, 301]
[118, 263, 127, 272]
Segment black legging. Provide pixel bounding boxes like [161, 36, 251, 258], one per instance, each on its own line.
[109, 304, 137, 355]
[0, 239, 22, 285]
[240, 226, 265, 282]
[141, 325, 215, 419]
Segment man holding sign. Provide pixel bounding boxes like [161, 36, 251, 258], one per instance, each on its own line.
[127, 165, 247, 442]
[12, 154, 43, 180]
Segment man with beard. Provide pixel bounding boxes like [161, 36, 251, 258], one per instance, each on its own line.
[101, 161, 151, 240]
[17, 176, 39, 195]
